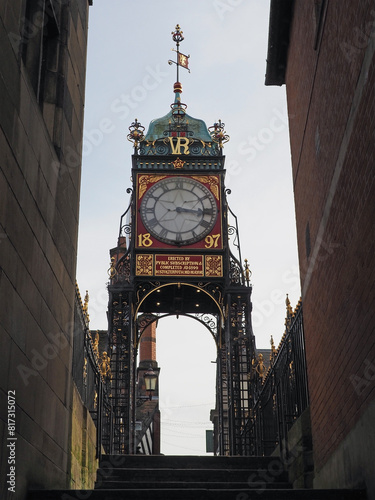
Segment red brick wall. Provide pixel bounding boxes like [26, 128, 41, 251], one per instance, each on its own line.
[140, 321, 157, 362]
[285, 0, 375, 472]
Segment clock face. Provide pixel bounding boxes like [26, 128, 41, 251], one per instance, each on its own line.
[140, 177, 218, 246]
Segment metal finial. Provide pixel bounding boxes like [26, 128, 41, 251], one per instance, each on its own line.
[83, 358, 87, 381]
[100, 351, 111, 380]
[244, 259, 251, 286]
[270, 335, 277, 363]
[255, 353, 265, 379]
[209, 119, 230, 149]
[286, 293, 293, 316]
[285, 294, 293, 329]
[127, 119, 145, 151]
[172, 24, 184, 44]
[108, 256, 117, 279]
[93, 331, 99, 361]
[83, 290, 90, 323]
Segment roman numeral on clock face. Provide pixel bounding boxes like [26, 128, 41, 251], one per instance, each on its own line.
[200, 219, 211, 229]
[159, 228, 169, 239]
[147, 218, 158, 228]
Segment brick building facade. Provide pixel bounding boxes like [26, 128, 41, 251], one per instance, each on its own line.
[139, 319, 157, 364]
[266, 0, 375, 495]
[0, 1, 91, 498]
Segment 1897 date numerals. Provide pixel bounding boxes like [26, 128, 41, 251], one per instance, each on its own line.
[204, 234, 220, 248]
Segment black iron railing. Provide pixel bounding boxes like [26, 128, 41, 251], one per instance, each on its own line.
[246, 303, 309, 456]
[72, 289, 113, 458]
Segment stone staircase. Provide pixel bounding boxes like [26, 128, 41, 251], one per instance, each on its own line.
[28, 455, 367, 499]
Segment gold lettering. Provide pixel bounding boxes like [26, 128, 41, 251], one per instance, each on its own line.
[168, 136, 190, 155]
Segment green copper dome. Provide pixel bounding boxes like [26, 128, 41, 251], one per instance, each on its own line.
[138, 86, 221, 157]
[144, 93, 212, 143]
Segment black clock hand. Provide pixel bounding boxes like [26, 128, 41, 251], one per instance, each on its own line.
[176, 207, 203, 216]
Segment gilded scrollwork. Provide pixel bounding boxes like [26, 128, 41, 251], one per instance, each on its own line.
[191, 175, 219, 200]
[138, 175, 168, 199]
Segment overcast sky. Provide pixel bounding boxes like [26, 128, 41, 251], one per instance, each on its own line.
[76, 0, 301, 455]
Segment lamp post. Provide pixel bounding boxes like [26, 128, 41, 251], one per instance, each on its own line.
[144, 366, 158, 400]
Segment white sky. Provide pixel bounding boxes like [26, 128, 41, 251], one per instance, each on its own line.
[76, 0, 301, 455]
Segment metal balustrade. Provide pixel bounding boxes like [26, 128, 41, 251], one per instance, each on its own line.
[246, 303, 309, 456]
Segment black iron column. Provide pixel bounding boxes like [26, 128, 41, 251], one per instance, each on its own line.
[108, 289, 134, 454]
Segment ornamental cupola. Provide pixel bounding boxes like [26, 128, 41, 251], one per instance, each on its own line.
[127, 24, 229, 168]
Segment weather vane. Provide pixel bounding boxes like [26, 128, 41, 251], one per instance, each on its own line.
[168, 24, 190, 83]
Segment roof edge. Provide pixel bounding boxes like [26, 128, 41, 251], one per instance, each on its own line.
[265, 0, 295, 86]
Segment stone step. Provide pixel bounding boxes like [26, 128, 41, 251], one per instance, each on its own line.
[95, 480, 291, 490]
[98, 454, 280, 469]
[96, 454, 291, 490]
[27, 488, 367, 500]
[95, 467, 289, 484]
[27, 454, 367, 500]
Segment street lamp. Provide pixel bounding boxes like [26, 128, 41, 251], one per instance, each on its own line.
[144, 366, 158, 400]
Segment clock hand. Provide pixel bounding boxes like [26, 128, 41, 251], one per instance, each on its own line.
[159, 201, 178, 211]
[176, 207, 203, 216]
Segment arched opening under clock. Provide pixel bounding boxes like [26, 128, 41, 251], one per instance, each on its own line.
[155, 315, 217, 455]
[136, 311, 218, 455]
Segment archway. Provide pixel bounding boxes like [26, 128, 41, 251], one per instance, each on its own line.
[154, 315, 217, 455]
[134, 287, 222, 455]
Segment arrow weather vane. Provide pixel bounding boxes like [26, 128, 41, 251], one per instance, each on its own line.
[168, 24, 190, 83]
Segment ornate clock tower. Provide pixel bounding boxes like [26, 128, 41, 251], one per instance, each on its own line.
[107, 25, 255, 456]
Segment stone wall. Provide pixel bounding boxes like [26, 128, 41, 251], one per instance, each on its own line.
[314, 399, 375, 498]
[0, 1, 91, 498]
[286, 408, 314, 489]
[70, 384, 99, 489]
